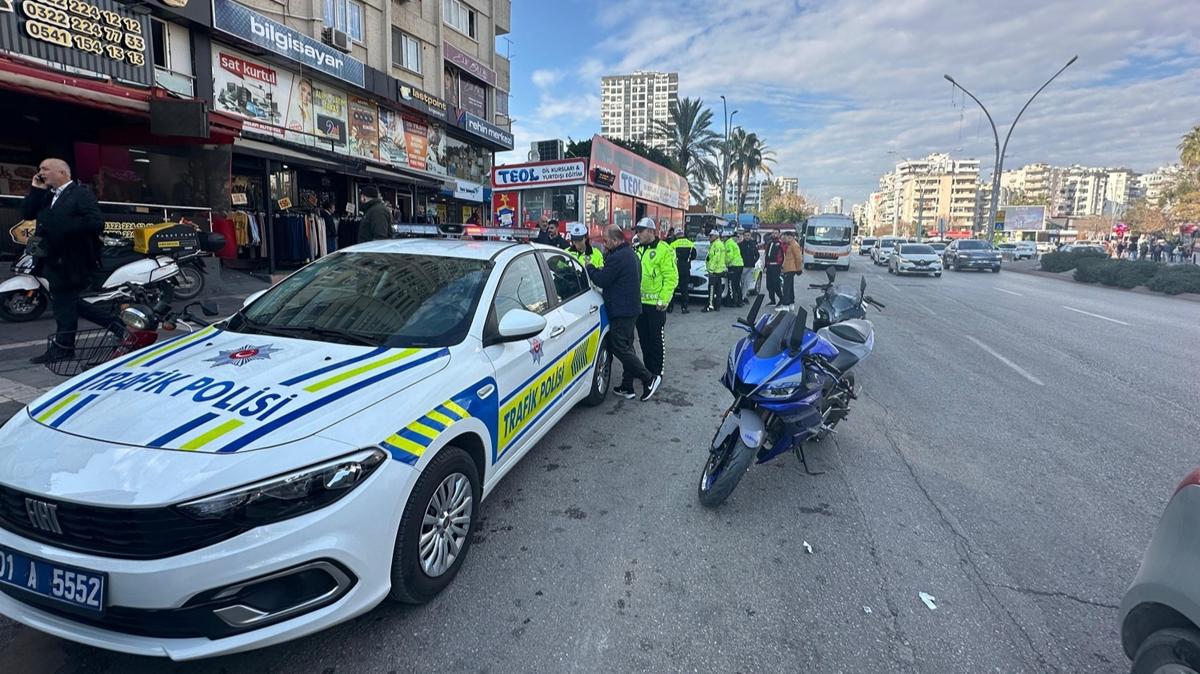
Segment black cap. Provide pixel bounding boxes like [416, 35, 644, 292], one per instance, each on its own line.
[360, 185, 380, 199]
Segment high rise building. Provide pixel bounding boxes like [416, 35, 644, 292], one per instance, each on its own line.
[873, 153, 981, 236]
[1138, 165, 1183, 207]
[825, 197, 844, 214]
[600, 71, 679, 149]
[775, 176, 800, 195]
[712, 176, 770, 213]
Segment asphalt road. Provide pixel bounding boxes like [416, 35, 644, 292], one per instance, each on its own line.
[3, 257, 1200, 673]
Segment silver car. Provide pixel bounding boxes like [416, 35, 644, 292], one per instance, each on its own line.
[1120, 467, 1200, 672]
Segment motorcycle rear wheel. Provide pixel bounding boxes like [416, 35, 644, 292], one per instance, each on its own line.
[697, 436, 756, 508]
[0, 289, 47, 322]
[173, 265, 205, 301]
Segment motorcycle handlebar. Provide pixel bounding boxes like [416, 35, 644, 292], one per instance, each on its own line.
[864, 296, 886, 310]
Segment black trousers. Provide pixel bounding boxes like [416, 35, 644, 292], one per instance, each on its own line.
[765, 265, 783, 302]
[672, 263, 692, 309]
[707, 273, 724, 310]
[50, 283, 118, 348]
[726, 266, 743, 304]
[782, 272, 797, 306]
[611, 315, 652, 388]
[636, 305, 667, 377]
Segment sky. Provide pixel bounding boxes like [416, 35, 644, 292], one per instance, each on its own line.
[496, 0, 1200, 208]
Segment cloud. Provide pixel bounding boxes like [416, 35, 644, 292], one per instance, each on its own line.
[531, 69, 562, 89]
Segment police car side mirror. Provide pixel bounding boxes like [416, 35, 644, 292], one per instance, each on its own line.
[242, 289, 267, 308]
[496, 309, 547, 343]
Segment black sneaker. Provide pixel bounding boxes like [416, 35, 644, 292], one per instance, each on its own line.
[30, 347, 72, 365]
[613, 385, 636, 400]
[640, 375, 662, 401]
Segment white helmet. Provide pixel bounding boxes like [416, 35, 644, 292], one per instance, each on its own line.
[634, 217, 656, 232]
[567, 222, 588, 240]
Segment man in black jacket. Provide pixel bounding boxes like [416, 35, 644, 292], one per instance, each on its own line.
[357, 185, 391, 242]
[22, 158, 106, 363]
[586, 225, 660, 401]
[738, 231, 760, 300]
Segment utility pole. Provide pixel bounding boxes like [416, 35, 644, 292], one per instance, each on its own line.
[718, 96, 737, 220]
[944, 56, 1077, 239]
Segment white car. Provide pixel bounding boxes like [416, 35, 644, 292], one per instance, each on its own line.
[871, 236, 901, 266]
[888, 243, 942, 277]
[0, 237, 611, 660]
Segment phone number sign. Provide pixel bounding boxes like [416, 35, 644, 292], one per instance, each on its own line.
[1, 0, 152, 85]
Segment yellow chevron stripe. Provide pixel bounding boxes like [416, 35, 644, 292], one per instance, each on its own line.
[386, 434, 428, 457]
[35, 394, 79, 423]
[442, 400, 469, 419]
[181, 419, 245, 451]
[407, 421, 440, 440]
[125, 327, 215, 367]
[426, 409, 456, 427]
[304, 348, 421, 393]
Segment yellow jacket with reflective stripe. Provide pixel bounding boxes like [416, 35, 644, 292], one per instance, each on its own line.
[567, 246, 604, 268]
[725, 238, 744, 267]
[706, 239, 727, 274]
[635, 239, 678, 305]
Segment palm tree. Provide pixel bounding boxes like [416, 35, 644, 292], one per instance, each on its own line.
[728, 130, 775, 214]
[652, 97, 722, 202]
[1180, 125, 1200, 171]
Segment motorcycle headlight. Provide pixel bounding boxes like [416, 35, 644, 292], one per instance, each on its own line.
[120, 305, 154, 330]
[176, 448, 387, 526]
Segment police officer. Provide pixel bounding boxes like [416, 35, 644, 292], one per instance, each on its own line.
[703, 229, 726, 313]
[565, 222, 603, 267]
[633, 218, 677, 381]
[723, 230, 744, 307]
[667, 228, 695, 314]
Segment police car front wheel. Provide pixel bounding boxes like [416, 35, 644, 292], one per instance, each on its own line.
[580, 341, 611, 407]
[389, 446, 481, 603]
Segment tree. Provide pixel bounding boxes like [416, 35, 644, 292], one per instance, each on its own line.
[1007, 189, 1051, 207]
[759, 192, 810, 224]
[1124, 198, 1169, 234]
[727, 129, 775, 214]
[564, 136, 678, 174]
[651, 97, 722, 202]
[1179, 125, 1200, 171]
[757, 182, 782, 214]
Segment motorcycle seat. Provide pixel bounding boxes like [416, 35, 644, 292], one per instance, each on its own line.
[99, 251, 146, 273]
[828, 319, 872, 344]
[830, 348, 860, 373]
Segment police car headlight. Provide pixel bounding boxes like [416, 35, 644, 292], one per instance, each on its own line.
[176, 449, 387, 525]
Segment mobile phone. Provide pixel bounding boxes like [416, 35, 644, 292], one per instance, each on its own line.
[33, 173, 45, 186]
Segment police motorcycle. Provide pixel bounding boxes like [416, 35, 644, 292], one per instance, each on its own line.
[808, 266, 885, 331]
[697, 295, 880, 507]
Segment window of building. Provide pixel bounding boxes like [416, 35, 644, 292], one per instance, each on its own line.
[521, 186, 579, 225]
[151, 19, 168, 69]
[324, 0, 364, 42]
[442, 0, 477, 39]
[391, 28, 421, 73]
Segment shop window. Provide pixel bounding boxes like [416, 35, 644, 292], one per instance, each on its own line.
[584, 188, 610, 231]
[493, 254, 549, 322]
[612, 193, 633, 231]
[521, 187, 579, 226]
[542, 252, 588, 304]
[391, 29, 422, 73]
[442, 0, 477, 40]
[444, 136, 490, 184]
[151, 19, 167, 69]
[444, 65, 460, 109]
[459, 76, 487, 119]
[324, 0, 364, 42]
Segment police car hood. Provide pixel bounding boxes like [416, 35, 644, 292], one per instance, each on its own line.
[26, 327, 449, 453]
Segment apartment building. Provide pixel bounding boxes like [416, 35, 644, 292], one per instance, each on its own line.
[776, 176, 800, 195]
[1138, 165, 1183, 207]
[873, 153, 981, 235]
[825, 197, 844, 215]
[600, 71, 679, 149]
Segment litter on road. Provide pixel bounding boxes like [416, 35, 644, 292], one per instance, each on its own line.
[803, 541, 813, 554]
[919, 592, 938, 610]
[863, 606, 873, 614]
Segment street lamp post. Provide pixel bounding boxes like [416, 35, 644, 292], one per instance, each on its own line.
[719, 95, 737, 221]
[944, 56, 1077, 239]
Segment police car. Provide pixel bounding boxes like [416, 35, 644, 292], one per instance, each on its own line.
[0, 227, 611, 659]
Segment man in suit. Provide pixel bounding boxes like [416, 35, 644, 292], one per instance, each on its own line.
[22, 158, 106, 363]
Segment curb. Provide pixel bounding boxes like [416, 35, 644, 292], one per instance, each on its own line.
[1004, 263, 1200, 304]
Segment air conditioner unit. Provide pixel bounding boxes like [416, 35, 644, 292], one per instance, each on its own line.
[322, 27, 351, 52]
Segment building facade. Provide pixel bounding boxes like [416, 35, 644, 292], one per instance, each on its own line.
[1138, 165, 1183, 207]
[775, 176, 799, 195]
[871, 153, 981, 236]
[600, 71, 679, 150]
[824, 197, 844, 215]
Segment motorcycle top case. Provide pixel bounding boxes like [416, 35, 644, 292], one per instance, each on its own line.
[132, 223, 200, 255]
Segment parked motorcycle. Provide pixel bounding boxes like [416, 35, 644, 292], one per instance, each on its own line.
[697, 295, 881, 507]
[808, 266, 884, 331]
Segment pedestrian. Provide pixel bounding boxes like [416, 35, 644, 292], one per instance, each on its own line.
[21, 158, 110, 364]
[1117, 239, 1126, 259]
[320, 200, 338, 254]
[738, 230, 760, 302]
[780, 230, 804, 307]
[536, 218, 568, 248]
[764, 230, 784, 305]
[668, 228, 695, 314]
[703, 229, 727, 312]
[357, 185, 391, 242]
[565, 222, 603, 268]
[1139, 238, 1149, 260]
[632, 218, 677, 382]
[723, 230, 744, 306]
[586, 225, 660, 401]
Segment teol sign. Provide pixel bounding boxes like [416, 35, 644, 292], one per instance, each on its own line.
[213, 0, 365, 88]
[493, 160, 587, 188]
[0, 0, 151, 85]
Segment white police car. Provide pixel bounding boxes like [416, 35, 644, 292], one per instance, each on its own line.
[0, 233, 610, 659]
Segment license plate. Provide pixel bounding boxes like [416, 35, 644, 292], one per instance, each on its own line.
[814, 252, 837, 259]
[0, 544, 106, 613]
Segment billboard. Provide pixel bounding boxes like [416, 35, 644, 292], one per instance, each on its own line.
[999, 206, 1047, 231]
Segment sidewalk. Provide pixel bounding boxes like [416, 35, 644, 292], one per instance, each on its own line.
[0, 260, 270, 412]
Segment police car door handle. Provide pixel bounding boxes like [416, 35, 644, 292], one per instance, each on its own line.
[548, 325, 566, 339]
[589, 304, 599, 314]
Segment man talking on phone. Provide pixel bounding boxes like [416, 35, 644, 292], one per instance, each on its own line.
[22, 158, 106, 364]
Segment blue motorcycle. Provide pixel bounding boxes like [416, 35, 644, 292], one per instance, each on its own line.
[698, 291, 884, 507]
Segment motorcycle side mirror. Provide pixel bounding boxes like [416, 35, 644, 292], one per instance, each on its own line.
[200, 301, 219, 317]
[745, 295, 764, 326]
[788, 306, 809, 351]
[825, 267, 836, 283]
[860, 275, 867, 296]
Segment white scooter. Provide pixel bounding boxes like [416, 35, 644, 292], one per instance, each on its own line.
[0, 236, 181, 322]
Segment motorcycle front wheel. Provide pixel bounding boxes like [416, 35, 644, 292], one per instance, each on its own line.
[697, 435, 756, 508]
[173, 265, 205, 300]
[0, 289, 48, 322]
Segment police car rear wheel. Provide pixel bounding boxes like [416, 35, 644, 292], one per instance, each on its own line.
[580, 342, 611, 407]
[389, 446, 480, 603]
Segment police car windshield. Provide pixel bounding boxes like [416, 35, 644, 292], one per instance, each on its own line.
[229, 252, 491, 348]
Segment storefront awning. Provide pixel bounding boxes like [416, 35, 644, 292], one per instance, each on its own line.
[232, 138, 344, 172]
[365, 165, 444, 189]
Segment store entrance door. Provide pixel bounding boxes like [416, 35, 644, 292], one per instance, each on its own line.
[635, 201, 647, 223]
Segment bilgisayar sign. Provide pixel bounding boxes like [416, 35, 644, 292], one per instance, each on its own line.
[0, 0, 151, 85]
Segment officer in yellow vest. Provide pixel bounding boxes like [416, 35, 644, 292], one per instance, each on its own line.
[565, 222, 603, 267]
[633, 218, 678, 380]
[667, 228, 696, 314]
[704, 229, 726, 312]
[723, 229, 744, 307]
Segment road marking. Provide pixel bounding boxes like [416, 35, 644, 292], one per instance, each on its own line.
[1061, 305, 1129, 326]
[0, 339, 45, 352]
[885, 282, 901, 292]
[965, 336, 1045, 386]
[917, 303, 937, 316]
[995, 288, 1024, 297]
